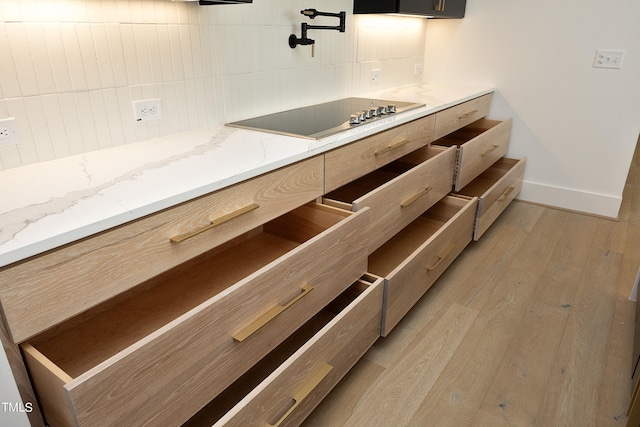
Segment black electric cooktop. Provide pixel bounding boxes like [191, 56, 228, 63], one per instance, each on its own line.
[226, 97, 425, 140]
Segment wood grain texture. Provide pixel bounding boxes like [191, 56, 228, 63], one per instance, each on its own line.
[0, 156, 324, 344]
[214, 277, 383, 427]
[325, 146, 456, 253]
[324, 115, 435, 193]
[369, 196, 478, 335]
[433, 93, 492, 140]
[304, 172, 638, 427]
[24, 203, 370, 427]
[454, 118, 512, 190]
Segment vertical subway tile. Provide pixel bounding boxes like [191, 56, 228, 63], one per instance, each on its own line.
[193, 79, 207, 129]
[168, 25, 185, 81]
[184, 79, 199, 130]
[173, 81, 191, 132]
[89, 90, 114, 150]
[199, 25, 213, 78]
[74, 91, 99, 153]
[120, 24, 140, 85]
[41, 94, 71, 159]
[76, 24, 102, 90]
[92, 24, 117, 89]
[151, 83, 171, 137]
[116, 0, 132, 23]
[102, 88, 125, 146]
[106, 24, 128, 87]
[156, 25, 174, 82]
[162, 82, 181, 134]
[153, 1, 168, 25]
[0, 24, 22, 98]
[42, 23, 73, 93]
[57, 92, 86, 155]
[133, 24, 152, 84]
[100, 0, 119, 24]
[0, 0, 21, 23]
[179, 25, 194, 80]
[116, 86, 136, 144]
[24, 96, 55, 163]
[146, 25, 164, 84]
[60, 23, 88, 92]
[6, 23, 39, 96]
[190, 25, 204, 79]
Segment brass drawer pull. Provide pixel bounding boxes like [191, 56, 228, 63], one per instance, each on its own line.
[401, 186, 433, 208]
[434, 0, 446, 12]
[375, 139, 410, 156]
[480, 145, 500, 157]
[427, 244, 455, 271]
[268, 363, 333, 427]
[233, 284, 315, 342]
[498, 186, 515, 202]
[170, 203, 260, 244]
[457, 109, 478, 120]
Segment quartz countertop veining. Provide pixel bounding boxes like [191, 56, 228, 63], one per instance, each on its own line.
[0, 83, 493, 268]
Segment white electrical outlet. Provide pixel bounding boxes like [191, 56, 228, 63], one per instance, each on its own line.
[371, 69, 381, 83]
[132, 98, 163, 122]
[593, 49, 625, 69]
[414, 63, 423, 78]
[0, 117, 20, 147]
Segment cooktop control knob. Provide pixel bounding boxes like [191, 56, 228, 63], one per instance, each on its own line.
[377, 105, 388, 115]
[349, 114, 360, 125]
[369, 107, 378, 118]
[388, 104, 397, 113]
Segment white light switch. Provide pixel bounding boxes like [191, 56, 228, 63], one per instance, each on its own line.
[593, 49, 625, 69]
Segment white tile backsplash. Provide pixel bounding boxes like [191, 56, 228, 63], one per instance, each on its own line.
[0, 0, 426, 171]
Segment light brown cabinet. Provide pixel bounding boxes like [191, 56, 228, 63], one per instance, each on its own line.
[1, 91, 525, 426]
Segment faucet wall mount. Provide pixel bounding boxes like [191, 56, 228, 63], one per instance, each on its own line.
[289, 9, 346, 54]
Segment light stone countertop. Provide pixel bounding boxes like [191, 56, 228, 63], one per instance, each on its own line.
[0, 83, 493, 268]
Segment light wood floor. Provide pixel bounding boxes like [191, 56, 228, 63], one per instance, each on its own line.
[304, 146, 640, 426]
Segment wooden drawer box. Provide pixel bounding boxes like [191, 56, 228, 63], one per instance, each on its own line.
[434, 93, 492, 140]
[368, 195, 478, 336]
[324, 114, 435, 193]
[434, 118, 513, 191]
[184, 274, 383, 427]
[0, 157, 324, 344]
[456, 157, 526, 240]
[323, 145, 456, 253]
[21, 203, 369, 427]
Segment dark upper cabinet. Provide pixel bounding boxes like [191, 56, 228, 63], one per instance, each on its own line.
[353, 0, 466, 18]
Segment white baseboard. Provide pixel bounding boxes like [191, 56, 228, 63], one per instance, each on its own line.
[517, 181, 622, 219]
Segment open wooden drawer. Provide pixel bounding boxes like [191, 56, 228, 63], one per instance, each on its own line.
[0, 156, 324, 344]
[434, 118, 513, 191]
[184, 274, 383, 427]
[456, 157, 526, 240]
[324, 114, 436, 193]
[20, 203, 370, 427]
[368, 195, 478, 336]
[434, 93, 492, 140]
[323, 145, 456, 253]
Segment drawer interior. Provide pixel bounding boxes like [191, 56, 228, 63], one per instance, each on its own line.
[23, 202, 351, 380]
[182, 275, 378, 427]
[434, 118, 502, 148]
[456, 157, 520, 197]
[323, 146, 444, 205]
[368, 196, 470, 277]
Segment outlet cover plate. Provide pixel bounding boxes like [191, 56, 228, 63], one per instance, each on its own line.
[593, 49, 625, 69]
[133, 98, 163, 122]
[371, 69, 381, 83]
[0, 117, 20, 147]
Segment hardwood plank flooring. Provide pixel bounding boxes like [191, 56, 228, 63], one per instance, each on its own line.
[304, 143, 640, 426]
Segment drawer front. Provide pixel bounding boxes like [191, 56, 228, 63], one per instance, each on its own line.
[455, 118, 512, 191]
[381, 196, 478, 336]
[324, 114, 435, 193]
[473, 157, 526, 240]
[215, 275, 383, 427]
[434, 94, 492, 140]
[23, 205, 369, 427]
[0, 156, 324, 344]
[350, 146, 456, 253]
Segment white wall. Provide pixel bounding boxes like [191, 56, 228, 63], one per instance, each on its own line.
[423, 0, 640, 218]
[0, 0, 426, 171]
